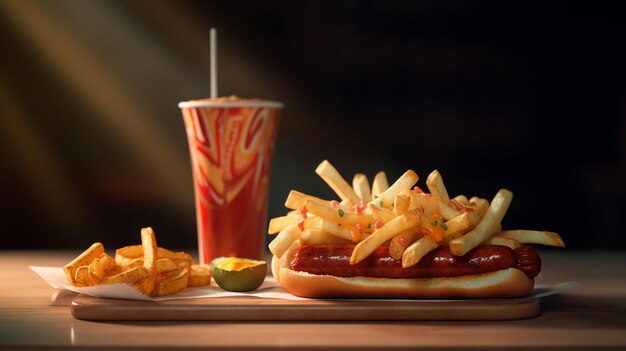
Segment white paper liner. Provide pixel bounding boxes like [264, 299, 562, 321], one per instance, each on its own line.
[30, 266, 577, 302]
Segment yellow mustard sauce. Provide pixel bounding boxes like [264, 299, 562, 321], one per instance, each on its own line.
[217, 257, 258, 271]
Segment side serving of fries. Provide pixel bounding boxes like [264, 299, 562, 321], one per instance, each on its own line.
[63, 227, 212, 297]
[269, 160, 564, 268]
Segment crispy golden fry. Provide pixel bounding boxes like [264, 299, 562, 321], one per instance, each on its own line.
[484, 236, 521, 250]
[443, 213, 470, 238]
[309, 217, 355, 240]
[371, 171, 389, 199]
[64, 242, 104, 286]
[439, 202, 462, 221]
[352, 173, 372, 202]
[426, 170, 450, 203]
[284, 190, 330, 210]
[88, 253, 121, 281]
[268, 215, 301, 235]
[494, 230, 565, 247]
[153, 268, 189, 297]
[156, 258, 179, 274]
[350, 209, 423, 265]
[394, 194, 410, 216]
[101, 266, 149, 285]
[362, 203, 396, 224]
[304, 200, 375, 226]
[116, 245, 193, 269]
[315, 160, 360, 203]
[300, 229, 354, 246]
[75, 265, 98, 286]
[136, 227, 158, 296]
[402, 235, 439, 268]
[118, 257, 143, 270]
[449, 189, 513, 256]
[467, 197, 489, 228]
[168, 252, 194, 269]
[406, 191, 439, 217]
[369, 170, 419, 209]
[188, 264, 212, 287]
[389, 227, 419, 260]
[268, 224, 301, 258]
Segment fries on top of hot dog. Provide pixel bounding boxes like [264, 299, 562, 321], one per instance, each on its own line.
[268, 160, 564, 299]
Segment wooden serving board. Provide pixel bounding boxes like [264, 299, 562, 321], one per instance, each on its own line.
[71, 294, 540, 321]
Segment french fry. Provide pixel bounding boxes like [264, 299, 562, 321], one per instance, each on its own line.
[268, 215, 301, 235]
[369, 170, 419, 209]
[371, 171, 389, 199]
[426, 170, 450, 203]
[388, 195, 419, 259]
[443, 213, 470, 238]
[484, 236, 521, 250]
[156, 258, 179, 274]
[136, 227, 158, 296]
[310, 218, 355, 241]
[284, 190, 330, 210]
[315, 160, 360, 203]
[409, 191, 440, 217]
[115, 245, 193, 269]
[153, 267, 189, 297]
[467, 197, 489, 228]
[101, 266, 149, 285]
[268, 224, 301, 258]
[350, 209, 423, 265]
[363, 203, 396, 224]
[494, 230, 565, 247]
[304, 200, 374, 226]
[439, 203, 463, 221]
[88, 253, 121, 281]
[188, 264, 212, 287]
[402, 235, 439, 268]
[352, 173, 372, 202]
[389, 227, 419, 260]
[75, 265, 98, 286]
[63, 242, 104, 285]
[300, 229, 354, 246]
[449, 189, 513, 256]
[394, 194, 410, 216]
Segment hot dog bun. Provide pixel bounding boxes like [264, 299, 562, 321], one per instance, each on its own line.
[272, 241, 534, 299]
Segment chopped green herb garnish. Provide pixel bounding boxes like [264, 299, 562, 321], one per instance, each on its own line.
[338, 208, 345, 217]
[433, 219, 439, 226]
[368, 223, 372, 228]
[378, 201, 383, 207]
[374, 195, 379, 199]
[441, 223, 448, 230]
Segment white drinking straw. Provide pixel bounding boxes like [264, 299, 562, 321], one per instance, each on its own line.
[210, 28, 217, 98]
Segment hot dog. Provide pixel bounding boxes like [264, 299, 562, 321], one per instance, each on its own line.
[269, 160, 564, 299]
[272, 241, 537, 299]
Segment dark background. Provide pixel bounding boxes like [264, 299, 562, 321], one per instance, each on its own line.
[0, 1, 624, 251]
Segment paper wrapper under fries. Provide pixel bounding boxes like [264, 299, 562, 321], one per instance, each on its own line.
[30, 227, 297, 301]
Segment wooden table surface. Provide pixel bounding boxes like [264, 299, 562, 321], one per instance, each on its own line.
[1, 250, 625, 350]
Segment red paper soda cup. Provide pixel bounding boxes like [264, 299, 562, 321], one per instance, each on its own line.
[178, 97, 283, 264]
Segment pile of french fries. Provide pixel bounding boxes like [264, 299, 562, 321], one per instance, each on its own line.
[63, 227, 211, 296]
[269, 160, 564, 268]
